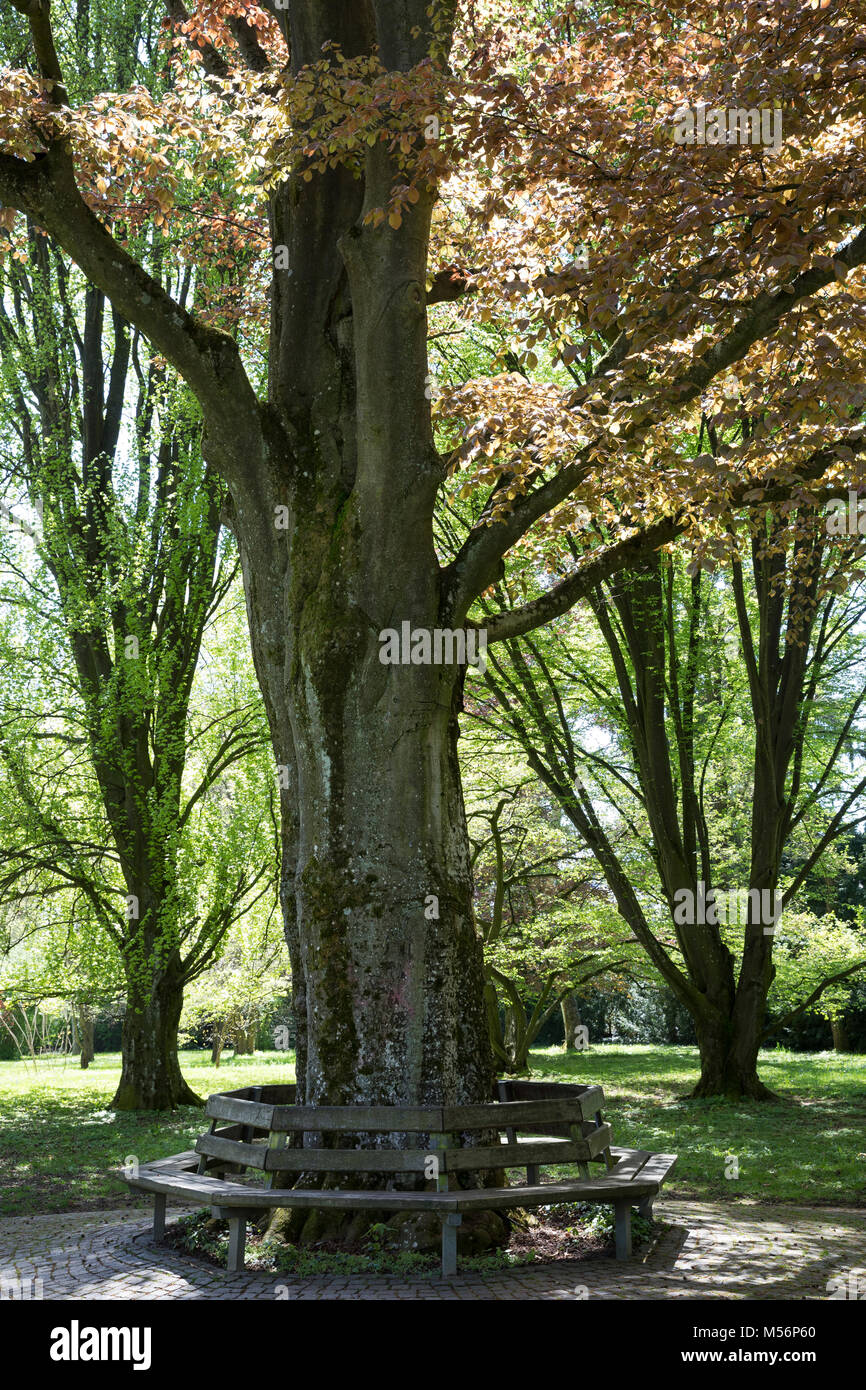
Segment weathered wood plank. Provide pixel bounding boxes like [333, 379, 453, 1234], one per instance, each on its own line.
[573, 1123, 613, 1161]
[144, 1150, 198, 1172]
[204, 1095, 276, 1129]
[128, 1170, 461, 1210]
[444, 1130, 612, 1170]
[631, 1152, 677, 1185]
[496, 1081, 605, 1120]
[442, 1099, 583, 1129]
[262, 1147, 432, 1173]
[194, 1134, 268, 1170]
[269, 1104, 444, 1132]
[451, 1178, 659, 1211]
[605, 1149, 653, 1180]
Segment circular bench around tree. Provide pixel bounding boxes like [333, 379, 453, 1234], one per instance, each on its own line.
[123, 1081, 677, 1277]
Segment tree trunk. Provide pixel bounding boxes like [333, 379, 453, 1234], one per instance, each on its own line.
[112, 961, 200, 1109]
[561, 993, 582, 1050]
[233, 1024, 256, 1055]
[238, 433, 499, 1242]
[79, 1008, 94, 1070]
[830, 1017, 851, 1053]
[690, 1010, 775, 1100]
[278, 622, 494, 1109]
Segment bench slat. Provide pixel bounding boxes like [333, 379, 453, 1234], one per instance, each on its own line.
[270, 1105, 444, 1133]
[127, 1140, 676, 1218]
[445, 1125, 612, 1171]
[262, 1147, 433, 1173]
[605, 1148, 652, 1179]
[195, 1134, 268, 1170]
[204, 1096, 277, 1130]
[129, 1167, 664, 1211]
[138, 1150, 198, 1172]
[498, 1081, 605, 1118]
[629, 1152, 677, 1185]
[451, 1175, 661, 1210]
[268, 1099, 602, 1132]
[129, 1170, 460, 1211]
[442, 1099, 586, 1129]
[192, 1131, 615, 1175]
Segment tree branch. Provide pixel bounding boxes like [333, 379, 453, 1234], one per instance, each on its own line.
[445, 224, 866, 617]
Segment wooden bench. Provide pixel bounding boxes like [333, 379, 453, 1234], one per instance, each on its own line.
[123, 1082, 676, 1277]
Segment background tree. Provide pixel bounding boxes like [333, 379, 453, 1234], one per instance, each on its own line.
[462, 757, 639, 1072]
[471, 526, 866, 1096]
[180, 901, 290, 1067]
[0, 239, 274, 1105]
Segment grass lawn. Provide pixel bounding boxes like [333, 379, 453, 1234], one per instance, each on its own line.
[0, 1045, 863, 1217]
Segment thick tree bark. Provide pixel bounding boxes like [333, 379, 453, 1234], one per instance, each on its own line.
[247, 545, 494, 1109]
[112, 959, 200, 1110]
[690, 1008, 775, 1100]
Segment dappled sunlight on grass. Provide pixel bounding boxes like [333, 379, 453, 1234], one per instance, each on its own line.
[0, 1050, 295, 1216]
[528, 1045, 866, 1206]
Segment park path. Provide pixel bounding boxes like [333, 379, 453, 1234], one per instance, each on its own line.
[0, 1200, 863, 1300]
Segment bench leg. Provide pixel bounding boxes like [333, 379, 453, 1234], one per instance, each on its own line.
[152, 1193, 167, 1242]
[614, 1201, 632, 1260]
[636, 1194, 654, 1220]
[441, 1214, 461, 1277]
[526, 1164, 539, 1186]
[227, 1215, 247, 1273]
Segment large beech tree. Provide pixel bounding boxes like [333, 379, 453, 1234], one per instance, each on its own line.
[1, 0, 865, 1135]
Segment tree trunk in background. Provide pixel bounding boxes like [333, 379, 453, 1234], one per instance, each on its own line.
[79, 1008, 94, 1070]
[112, 960, 200, 1109]
[561, 994, 583, 1050]
[830, 1017, 851, 1053]
[690, 1003, 775, 1100]
[234, 1025, 256, 1055]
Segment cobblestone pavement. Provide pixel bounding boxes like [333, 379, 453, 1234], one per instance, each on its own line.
[0, 1201, 863, 1300]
